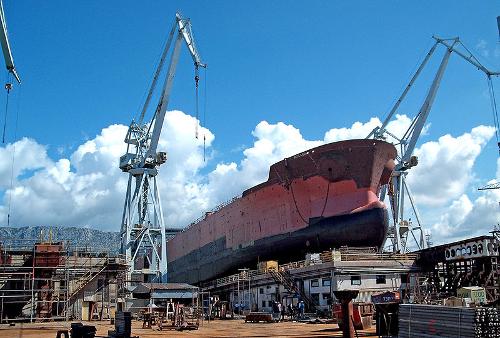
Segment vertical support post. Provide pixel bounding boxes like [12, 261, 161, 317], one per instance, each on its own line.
[30, 245, 35, 323]
[153, 176, 167, 282]
[333, 290, 359, 338]
[398, 173, 407, 251]
[237, 274, 240, 314]
[248, 273, 251, 311]
[330, 269, 334, 311]
[390, 173, 403, 252]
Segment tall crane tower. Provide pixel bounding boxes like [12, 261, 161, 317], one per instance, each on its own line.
[120, 13, 206, 283]
[368, 36, 500, 253]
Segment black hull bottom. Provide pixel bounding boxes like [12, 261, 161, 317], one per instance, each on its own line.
[168, 207, 389, 284]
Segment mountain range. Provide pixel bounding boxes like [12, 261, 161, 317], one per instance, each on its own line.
[0, 225, 121, 253]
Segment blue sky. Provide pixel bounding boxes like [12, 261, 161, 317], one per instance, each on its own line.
[5, 1, 499, 163]
[0, 1, 499, 244]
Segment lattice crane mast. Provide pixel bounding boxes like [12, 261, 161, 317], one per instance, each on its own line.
[368, 36, 500, 253]
[120, 13, 206, 282]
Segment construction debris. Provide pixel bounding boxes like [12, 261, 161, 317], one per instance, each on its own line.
[244, 312, 273, 323]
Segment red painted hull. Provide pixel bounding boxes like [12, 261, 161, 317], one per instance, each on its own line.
[167, 139, 397, 283]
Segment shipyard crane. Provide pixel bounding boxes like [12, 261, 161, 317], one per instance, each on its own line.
[368, 36, 500, 253]
[120, 13, 206, 283]
[0, 0, 20, 84]
[0, 0, 20, 145]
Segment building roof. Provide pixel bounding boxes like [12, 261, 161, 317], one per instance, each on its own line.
[133, 282, 198, 294]
[458, 286, 485, 291]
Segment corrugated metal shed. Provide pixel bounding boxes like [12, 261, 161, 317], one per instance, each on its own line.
[132, 282, 198, 300]
[151, 291, 196, 299]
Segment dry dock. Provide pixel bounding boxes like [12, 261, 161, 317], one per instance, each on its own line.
[0, 320, 376, 337]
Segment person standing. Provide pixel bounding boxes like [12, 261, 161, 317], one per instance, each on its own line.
[298, 300, 305, 319]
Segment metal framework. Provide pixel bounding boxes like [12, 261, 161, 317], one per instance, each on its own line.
[0, 238, 127, 322]
[120, 13, 206, 283]
[478, 182, 500, 190]
[368, 36, 500, 253]
[0, 0, 20, 84]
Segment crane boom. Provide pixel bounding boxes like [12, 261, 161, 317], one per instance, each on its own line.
[146, 33, 184, 159]
[0, 0, 19, 84]
[400, 40, 454, 167]
[146, 14, 206, 158]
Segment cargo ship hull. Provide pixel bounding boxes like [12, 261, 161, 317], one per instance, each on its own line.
[167, 139, 397, 284]
[168, 207, 388, 284]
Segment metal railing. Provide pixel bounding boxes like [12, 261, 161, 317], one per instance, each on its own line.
[202, 247, 419, 290]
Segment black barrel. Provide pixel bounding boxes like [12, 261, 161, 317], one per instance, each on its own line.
[115, 311, 132, 338]
[70, 322, 96, 338]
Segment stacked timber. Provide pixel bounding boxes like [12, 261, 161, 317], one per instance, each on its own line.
[399, 304, 500, 338]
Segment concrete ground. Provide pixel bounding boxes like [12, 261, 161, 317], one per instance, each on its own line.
[0, 319, 377, 337]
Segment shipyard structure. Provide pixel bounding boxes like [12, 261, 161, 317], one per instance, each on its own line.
[0, 238, 128, 322]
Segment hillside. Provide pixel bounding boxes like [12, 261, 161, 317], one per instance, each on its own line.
[0, 225, 121, 253]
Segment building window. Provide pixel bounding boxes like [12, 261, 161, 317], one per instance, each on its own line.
[322, 279, 331, 287]
[259, 288, 264, 294]
[262, 301, 266, 308]
[351, 275, 361, 285]
[311, 279, 319, 287]
[311, 293, 320, 303]
[376, 275, 386, 284]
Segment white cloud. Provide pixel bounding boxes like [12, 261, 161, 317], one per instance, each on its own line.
[0, 112, 215, 229]
[324, 117, 381, 142]
[0, 111, 497, 247]
[408, 125, 495, 206]
[427, 188, 500, 244]
[430, 194, 474, 237]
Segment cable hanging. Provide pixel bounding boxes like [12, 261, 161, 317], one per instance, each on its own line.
[2, 72, 12, 143]
[6, 82, 21, 227]
[195, 66, 200, 139]
[203, 66, 208, 162]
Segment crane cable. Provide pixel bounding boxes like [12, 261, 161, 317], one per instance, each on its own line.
[195, 67, 200, 140]
[6, 81, 21, 227]
[203, 67, 208, 162]
[2, 72, 12, 143]
[195, 66, 208, 162]
[486, 75, 500, 155]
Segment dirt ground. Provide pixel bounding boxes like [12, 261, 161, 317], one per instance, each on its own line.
[0, 319, 377, 338]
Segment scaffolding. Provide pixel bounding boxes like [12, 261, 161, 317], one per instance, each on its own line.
[0, 238, 128, 322]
